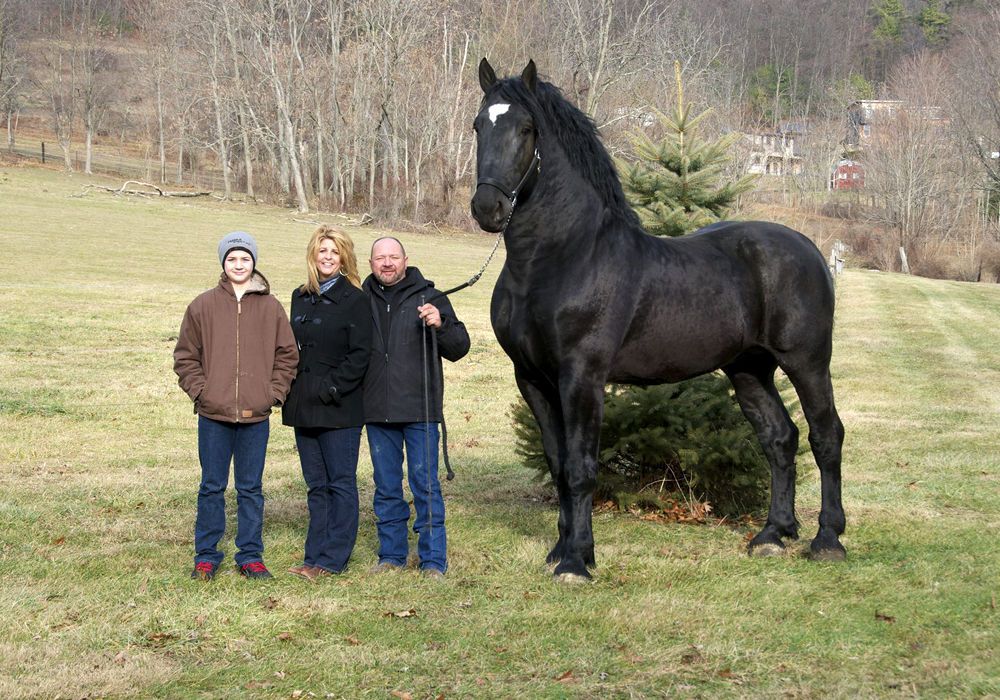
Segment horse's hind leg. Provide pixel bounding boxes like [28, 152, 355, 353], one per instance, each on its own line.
[724, 353, 800, 556]
[784, 363, 846, 560]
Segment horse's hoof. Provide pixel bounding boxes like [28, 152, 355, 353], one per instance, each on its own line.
[809, 529, 846, 561]
[809, 547, 846, 562]
[748, 542, 786, 557]
[554, 572, 592, 585]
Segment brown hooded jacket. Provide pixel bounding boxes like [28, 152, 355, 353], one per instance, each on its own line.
[174, 272, 298, 423]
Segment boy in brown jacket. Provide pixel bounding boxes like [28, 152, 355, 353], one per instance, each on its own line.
[174, 231, 298, 580]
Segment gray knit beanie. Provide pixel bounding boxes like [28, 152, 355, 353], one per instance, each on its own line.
[218, 231, 258, 268]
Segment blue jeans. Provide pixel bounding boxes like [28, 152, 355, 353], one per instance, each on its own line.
[195, 416, 269, 567]
[366, 422, 447, 572]
[294, 426, 361, 573]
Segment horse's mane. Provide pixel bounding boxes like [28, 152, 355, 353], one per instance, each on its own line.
[488, 77, 640, 225]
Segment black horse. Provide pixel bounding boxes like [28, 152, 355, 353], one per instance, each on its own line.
[470, 59, 846, 582]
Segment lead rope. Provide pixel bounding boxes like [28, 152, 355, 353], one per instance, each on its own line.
[421, 147, 541, 486]
[420, 294, 439, 553]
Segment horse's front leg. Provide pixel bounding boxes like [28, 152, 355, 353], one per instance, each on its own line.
[552, 372, 604, 582]
[515, 373, 570, 565]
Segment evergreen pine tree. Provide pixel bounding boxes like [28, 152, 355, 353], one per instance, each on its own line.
[618, 63, 756, 238]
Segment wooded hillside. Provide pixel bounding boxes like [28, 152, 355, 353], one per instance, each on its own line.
[2, 0, 999, 278]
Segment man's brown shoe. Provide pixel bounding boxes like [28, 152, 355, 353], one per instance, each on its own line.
[288, 563, 313, 580]
[289, 564, 333, 581]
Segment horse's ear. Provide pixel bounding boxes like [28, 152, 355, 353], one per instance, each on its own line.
[521, 59, 537, 93]
[479, 58, 497, 93]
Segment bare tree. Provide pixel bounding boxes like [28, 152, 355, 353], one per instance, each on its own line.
[0, 0, 26, 149]
[948, 5, 1000, 192]
[36, 45, 77, 170]
[863, 53, 973, 272]
[550, 0, 662, 120]
[77, 11, 117, 174]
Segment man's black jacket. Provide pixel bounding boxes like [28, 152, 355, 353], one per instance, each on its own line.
[362, 267, 470, 424]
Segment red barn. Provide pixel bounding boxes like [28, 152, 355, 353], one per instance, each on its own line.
[831, 159, 864, 190]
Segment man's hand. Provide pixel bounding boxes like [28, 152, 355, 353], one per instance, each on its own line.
[417, 303, 442, 328]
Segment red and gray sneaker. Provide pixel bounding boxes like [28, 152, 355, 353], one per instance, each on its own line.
[191, 561, 219, 581]
[239, 561, 273, 579]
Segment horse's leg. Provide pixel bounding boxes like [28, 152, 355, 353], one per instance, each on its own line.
[552, 372, 603, 581]
[724, 355, 801, 556]
[784, 363, 846, 560]
[515, 373, 569, 565]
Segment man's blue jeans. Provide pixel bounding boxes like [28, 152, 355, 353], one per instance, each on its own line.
[294, 426, 362, 573]
[195, 416, 269, 567]
[366, 422, 447, 573]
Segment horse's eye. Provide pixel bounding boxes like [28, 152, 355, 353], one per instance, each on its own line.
[521, 126, 533, 136]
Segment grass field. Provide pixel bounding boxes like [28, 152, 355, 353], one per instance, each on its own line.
[1, 164, 999, 698]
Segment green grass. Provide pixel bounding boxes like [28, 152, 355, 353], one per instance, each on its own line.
[1, 165, 999, 698]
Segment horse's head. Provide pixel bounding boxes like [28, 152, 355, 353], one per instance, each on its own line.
[470, 58, 540, 233]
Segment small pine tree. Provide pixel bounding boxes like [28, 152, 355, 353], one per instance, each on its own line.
[618, 63, 756, 237]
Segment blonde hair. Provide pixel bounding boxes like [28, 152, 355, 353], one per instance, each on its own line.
[301, 225, 362, 294]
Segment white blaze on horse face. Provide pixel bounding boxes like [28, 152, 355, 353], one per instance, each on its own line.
[488, 103, 511, 126]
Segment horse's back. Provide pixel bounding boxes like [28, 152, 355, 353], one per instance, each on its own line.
[688, 220, 836, 353]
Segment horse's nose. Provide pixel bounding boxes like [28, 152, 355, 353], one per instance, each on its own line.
[470, 187, 508, 232]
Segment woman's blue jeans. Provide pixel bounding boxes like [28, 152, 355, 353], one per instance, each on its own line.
[195, 416, 269, 567]
[294, 426, 361, 573]
[366, 422, 447, 573]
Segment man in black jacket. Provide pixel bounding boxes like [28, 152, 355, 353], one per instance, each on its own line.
[362, 237, 470, 577]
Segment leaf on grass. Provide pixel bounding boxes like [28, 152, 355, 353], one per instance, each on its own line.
[146, 632, 175, 645]
[113, 650, 127, 665]
[276, 631, 293, 641]
[194, 615, 207, 627]
[52, 536, 65, 546]
[263, 596, 280, 610]
[385, 608, 417, 619]
[245, 681, 272, 690]
[875, 611, 895, 623]
[345, 635, 361, 646]
[555, 670, 576, 683]
[390, 691, 413, 700]
[274, 671, 286, 679]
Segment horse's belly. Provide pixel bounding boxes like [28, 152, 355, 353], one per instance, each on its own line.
[610, 324, 746, 384]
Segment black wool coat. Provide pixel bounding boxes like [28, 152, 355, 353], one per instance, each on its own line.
[362, 267, 470, 424]
[282, 279, 373, 429]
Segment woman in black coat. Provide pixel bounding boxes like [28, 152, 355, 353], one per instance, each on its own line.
[283, 225, 372, 579]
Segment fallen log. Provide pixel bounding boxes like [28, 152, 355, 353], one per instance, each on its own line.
[85, 181, 212, 197]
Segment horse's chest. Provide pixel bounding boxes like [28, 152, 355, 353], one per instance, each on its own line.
[491, 288, 555, 368]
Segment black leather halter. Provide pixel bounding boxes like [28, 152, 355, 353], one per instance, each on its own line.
[476, 146, 541, 208]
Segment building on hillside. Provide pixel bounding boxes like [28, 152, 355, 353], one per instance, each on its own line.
[846, 99, 949, 149]
[743, 129, 803, 176]
[830, 158, 864, 190]
[846, 100, 903, 146]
